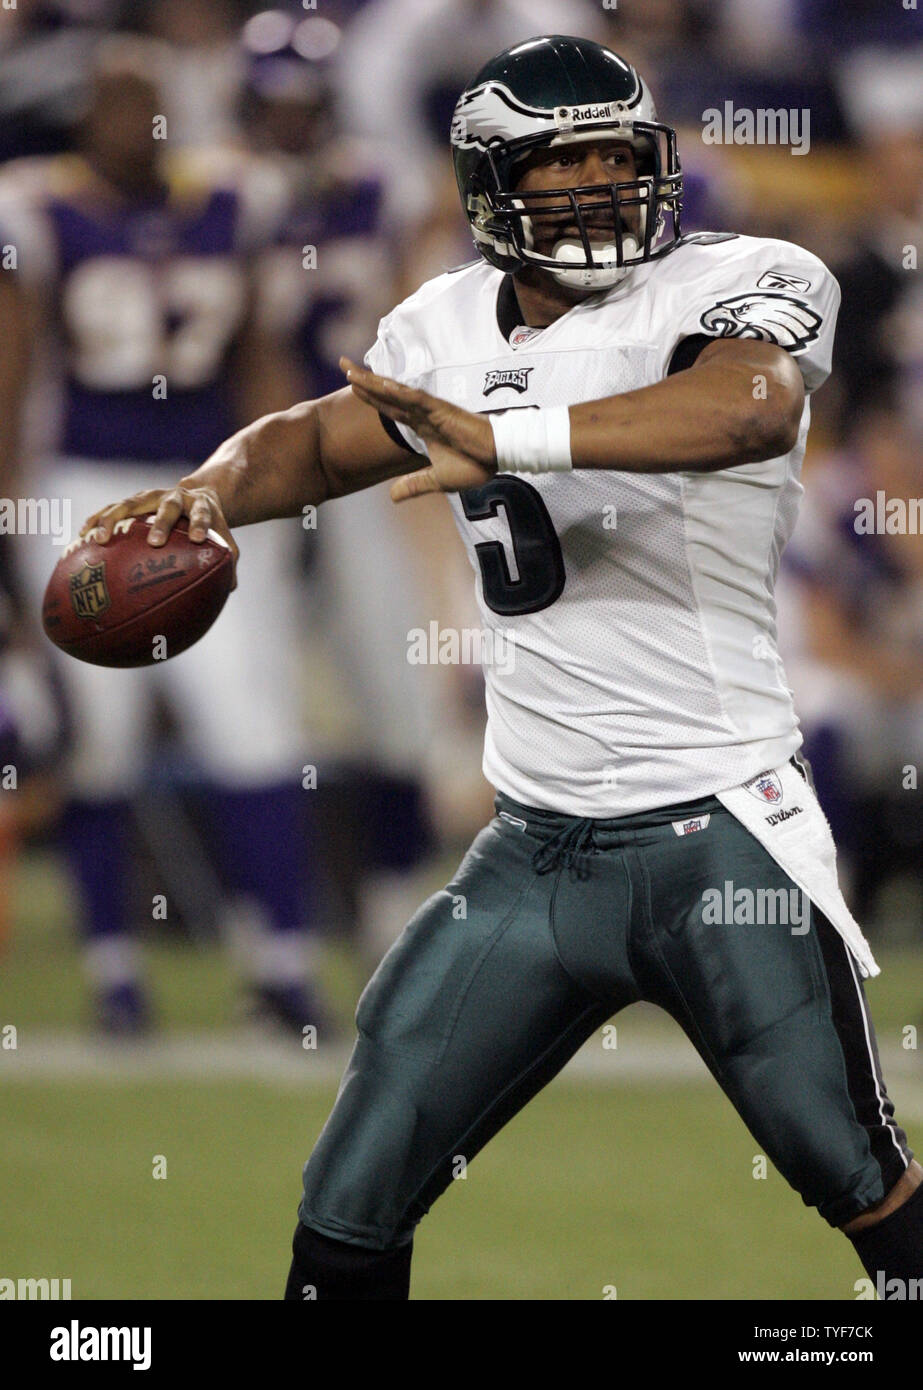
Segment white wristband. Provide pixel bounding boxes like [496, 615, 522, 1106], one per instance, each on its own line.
[490, 406, 573, 474]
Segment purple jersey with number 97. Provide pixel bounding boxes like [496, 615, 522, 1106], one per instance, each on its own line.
[16, 158, 259, 464]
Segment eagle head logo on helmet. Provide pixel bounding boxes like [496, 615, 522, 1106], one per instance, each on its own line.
[451, 35, 684, 291]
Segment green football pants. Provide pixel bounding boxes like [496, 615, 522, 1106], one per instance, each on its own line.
[298, 787, 911, 1248]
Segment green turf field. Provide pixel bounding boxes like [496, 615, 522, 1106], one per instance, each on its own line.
[0, 1076, 882, 1301]
[2, 851, 921, 1300]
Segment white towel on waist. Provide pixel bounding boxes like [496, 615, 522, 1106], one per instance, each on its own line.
[716, 760, 879, 979]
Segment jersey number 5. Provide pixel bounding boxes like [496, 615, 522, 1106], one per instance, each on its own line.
[460, 476, 565, 617]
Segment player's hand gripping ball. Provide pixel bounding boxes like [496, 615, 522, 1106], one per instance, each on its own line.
[42, 515, 234, 667]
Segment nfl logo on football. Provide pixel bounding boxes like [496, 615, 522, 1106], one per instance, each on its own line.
[69, 562, 110, 620]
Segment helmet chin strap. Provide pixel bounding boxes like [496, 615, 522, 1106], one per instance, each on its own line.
[547, 234, 639, 289]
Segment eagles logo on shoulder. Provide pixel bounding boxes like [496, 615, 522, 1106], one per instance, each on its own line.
[700, 292, 821, 352]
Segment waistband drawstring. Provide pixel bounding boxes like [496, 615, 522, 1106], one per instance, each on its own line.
[531, 817, 597, 877]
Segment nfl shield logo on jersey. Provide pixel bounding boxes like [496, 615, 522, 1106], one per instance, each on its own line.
[69, 561, 110, 620]
[744, 771, 783, 804]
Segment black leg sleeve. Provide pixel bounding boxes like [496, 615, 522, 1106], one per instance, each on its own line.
[847, 1178, 923, 1286]
[283, 1222, 413, 1301]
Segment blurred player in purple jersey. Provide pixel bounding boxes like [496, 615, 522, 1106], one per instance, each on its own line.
[1, 37, 329, 1035]
[242, 26, 452, 958]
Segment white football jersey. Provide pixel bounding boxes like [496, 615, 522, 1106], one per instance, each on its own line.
[365, 233, 841, 816]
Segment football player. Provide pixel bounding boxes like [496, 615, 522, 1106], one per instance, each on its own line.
[3, 37, 326, 1035]
[84, 36, 922, 1296]
[244, 32, 444, 956]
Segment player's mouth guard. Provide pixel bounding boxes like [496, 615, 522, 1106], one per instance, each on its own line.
[548, 232, 640, 288]
[717, 761, 879, 979]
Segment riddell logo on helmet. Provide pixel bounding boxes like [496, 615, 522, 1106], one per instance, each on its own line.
[555, 103, 622, 125]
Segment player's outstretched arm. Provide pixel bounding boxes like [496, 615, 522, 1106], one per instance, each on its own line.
[567, 338, 806, 472]
[81, 386, 424, 563]
[346, 339, 806, 501]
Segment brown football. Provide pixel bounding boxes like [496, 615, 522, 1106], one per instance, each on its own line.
[42, 516, 234, 667]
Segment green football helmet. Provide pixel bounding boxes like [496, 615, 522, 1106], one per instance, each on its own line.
[451, 35, 683, 289]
